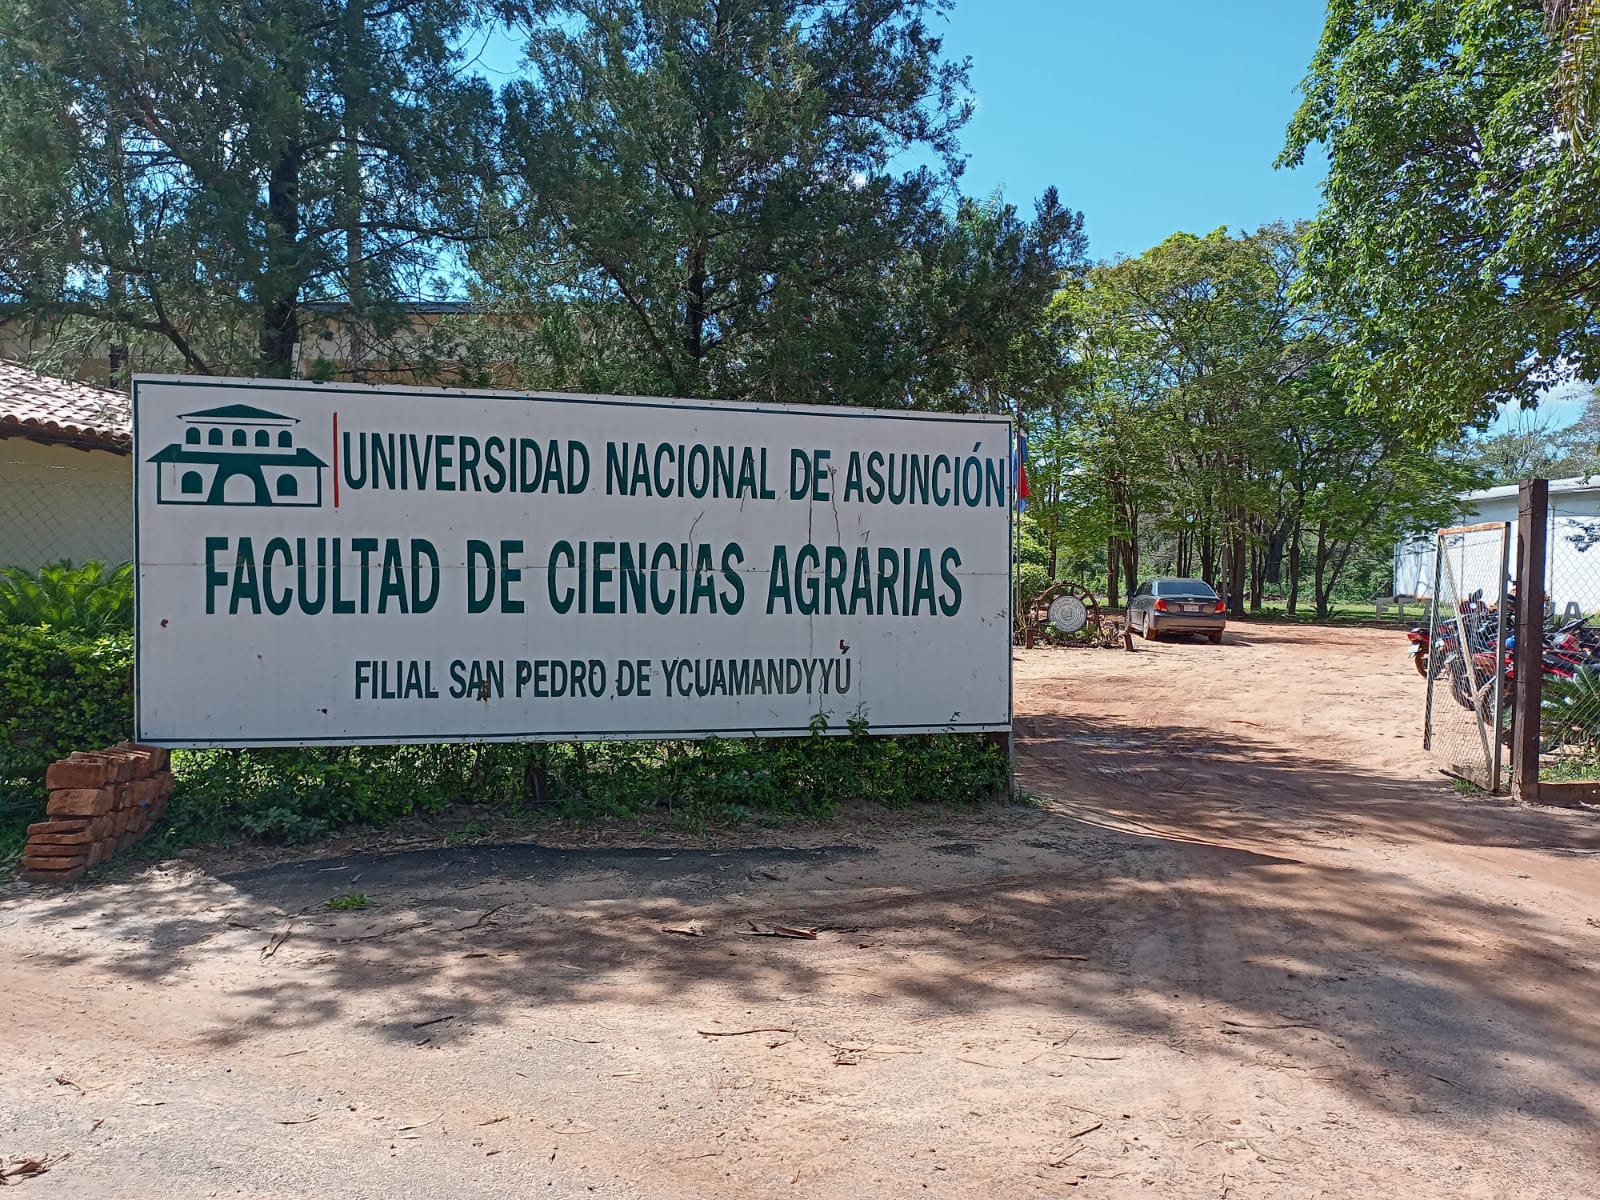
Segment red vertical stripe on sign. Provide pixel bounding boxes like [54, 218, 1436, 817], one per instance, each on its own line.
[332, 411, 340, 508]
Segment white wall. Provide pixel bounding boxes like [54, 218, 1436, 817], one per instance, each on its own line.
[0, 437, 133, 567]
[1393, 487, 1600, 616]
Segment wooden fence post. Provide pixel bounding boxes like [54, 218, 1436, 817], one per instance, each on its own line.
[1512, 479, 1548, 804]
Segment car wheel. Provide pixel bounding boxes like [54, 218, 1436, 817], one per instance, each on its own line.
[1143, 616, 1159, 641]
[1207, 630, 1223, 645]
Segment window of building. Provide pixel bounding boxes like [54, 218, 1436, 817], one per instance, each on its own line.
[208, 428, 223, 445]
[232, 429, 247, 446]
[185, 427, 201, 445]
[181, 471, 204, 495]
[256, 429, 270, 447]
[276, 474, 298, 498]
[278, 430, 293, 448]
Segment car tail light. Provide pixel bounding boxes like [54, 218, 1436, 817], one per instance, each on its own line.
[1213, 599, 1226, 614]
[1153, 598, 1169, 612]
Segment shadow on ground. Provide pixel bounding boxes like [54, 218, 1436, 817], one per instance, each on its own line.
[1017, 710, 1600, 852]
[8, 692, 1600, 1157]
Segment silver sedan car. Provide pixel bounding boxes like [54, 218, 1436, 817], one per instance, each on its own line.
[1127, 578, 1228, 643]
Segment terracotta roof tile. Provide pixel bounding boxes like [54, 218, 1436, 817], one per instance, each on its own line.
[0, 360, 131, 452]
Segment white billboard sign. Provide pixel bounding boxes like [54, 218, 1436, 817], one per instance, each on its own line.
[132, 377, 1012, 746]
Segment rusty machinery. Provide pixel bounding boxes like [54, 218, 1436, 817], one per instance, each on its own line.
[1014, 581, 1130, 649]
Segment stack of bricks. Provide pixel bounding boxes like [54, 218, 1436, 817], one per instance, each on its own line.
[19, 743, 173, 884]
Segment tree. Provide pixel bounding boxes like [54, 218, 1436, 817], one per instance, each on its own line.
[900, 188, 1087, 414]
[1037, 222, 1472, 615]
[0, 0, 497, 379]
[1067, 228, 1309, 614]
[486, 0, 1080, 410]
[1282, 0, 1600, 438]
[1548, 0, 1600, 146]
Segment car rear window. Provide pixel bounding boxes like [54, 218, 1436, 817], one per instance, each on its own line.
[1156, 580, 1217, 598]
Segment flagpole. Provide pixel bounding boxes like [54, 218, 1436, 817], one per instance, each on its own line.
[1008, 397, 1021, 800]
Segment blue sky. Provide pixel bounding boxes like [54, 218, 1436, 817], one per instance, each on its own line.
[466, 2, 1584, 429]
[469, 1, 1332, 262]
[922, 0, 1330, 261]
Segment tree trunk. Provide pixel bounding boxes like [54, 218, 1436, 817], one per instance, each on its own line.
[1107, 535, 1120, 608]
[261, 148, 302, 377]
[344, 0, 366, 382]
[1314, 515, 1331, 618]
[1249, 543, 1264, 614]
[1287, 519, 1302, 615]
[683, 241, 708, 370]
[106, 107, 128, 388]
[1227, 526, 1247, 617]
[1264, 520, 1289, 587]
[1119, 507, 1139, 596]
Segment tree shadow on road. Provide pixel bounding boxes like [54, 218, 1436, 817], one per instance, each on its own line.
[11, 768, 1598, 1146]
[1017, 710, 1600, 852]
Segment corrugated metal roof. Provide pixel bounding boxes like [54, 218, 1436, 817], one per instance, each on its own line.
[0, 360, 131, 452]
[1464, 476, 1600, 504]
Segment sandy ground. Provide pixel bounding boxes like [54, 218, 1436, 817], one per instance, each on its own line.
[2, 623, 1598, 1198]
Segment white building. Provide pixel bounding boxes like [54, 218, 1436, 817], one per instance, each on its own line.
[0, 361, 132, 568]
[1394, 477, 1600, 618]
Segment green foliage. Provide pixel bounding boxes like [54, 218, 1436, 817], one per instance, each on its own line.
[327, 892, 372, 911]
[0, 560, 134, 635]
[1039, 223, 1470, 616]
[492, 0, 966, 402]
[1549, 0, 1600, 149]
[1453, 391, 1600, 486]
[1538, 667, 1600, 755]
[1015, 520, 1050, 568]
[906, 189, 1088, 413]
[0, 0, 497, 377]
[0, 625, 133, 844]
[1013, 563, 1051, 613]
[485, 0, 1084, 409]
[161, 725, 1007, 847]
[1283, 0, 1600, 436]
[164, 744, 525, 845]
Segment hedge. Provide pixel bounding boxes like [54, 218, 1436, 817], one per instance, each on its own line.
[0, 622, 1008, 854]
[1, 626, 134, 820]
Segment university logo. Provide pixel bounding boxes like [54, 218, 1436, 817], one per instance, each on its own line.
[149, 404, 327, 507]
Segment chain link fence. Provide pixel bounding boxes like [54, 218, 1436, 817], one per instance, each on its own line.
[1529, 496, 1600, 782]
[0, 440, 133, 570]
[1423, 522, 1510, 789]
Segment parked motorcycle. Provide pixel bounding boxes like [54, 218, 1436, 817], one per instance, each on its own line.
[1410, 597, 1600, 752]
[1406, 625, 1430, 677]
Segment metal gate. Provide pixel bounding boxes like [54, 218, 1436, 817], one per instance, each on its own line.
[1423, 522, 1511, 790]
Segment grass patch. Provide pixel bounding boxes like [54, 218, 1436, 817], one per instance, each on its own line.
[327, 892, 373, 912]
[1538, 755, 1600, 783]
[1237, 602, 1420, 627]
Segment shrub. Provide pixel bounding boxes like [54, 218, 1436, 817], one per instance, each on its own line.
[0, 625, 134, 848]
[1014, 562, 1051, 612]
[0, 560, 134, 635]
[1016, 520, 1051, 568]
[160, 721, 1009, 848]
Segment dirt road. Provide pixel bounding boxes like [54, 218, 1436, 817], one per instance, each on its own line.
[3, 625, 1597, 1198]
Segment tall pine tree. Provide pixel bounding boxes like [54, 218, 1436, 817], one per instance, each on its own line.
[0, 0, 497, 378]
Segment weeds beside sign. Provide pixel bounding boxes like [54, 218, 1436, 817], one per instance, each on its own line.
[132, 377, 1013, 746]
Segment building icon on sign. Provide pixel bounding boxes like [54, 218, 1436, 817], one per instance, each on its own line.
[149, 404, 327, 506]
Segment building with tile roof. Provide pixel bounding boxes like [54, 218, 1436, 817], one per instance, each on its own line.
[0, 361, 133, 568]
[0, 359, 131, 451]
